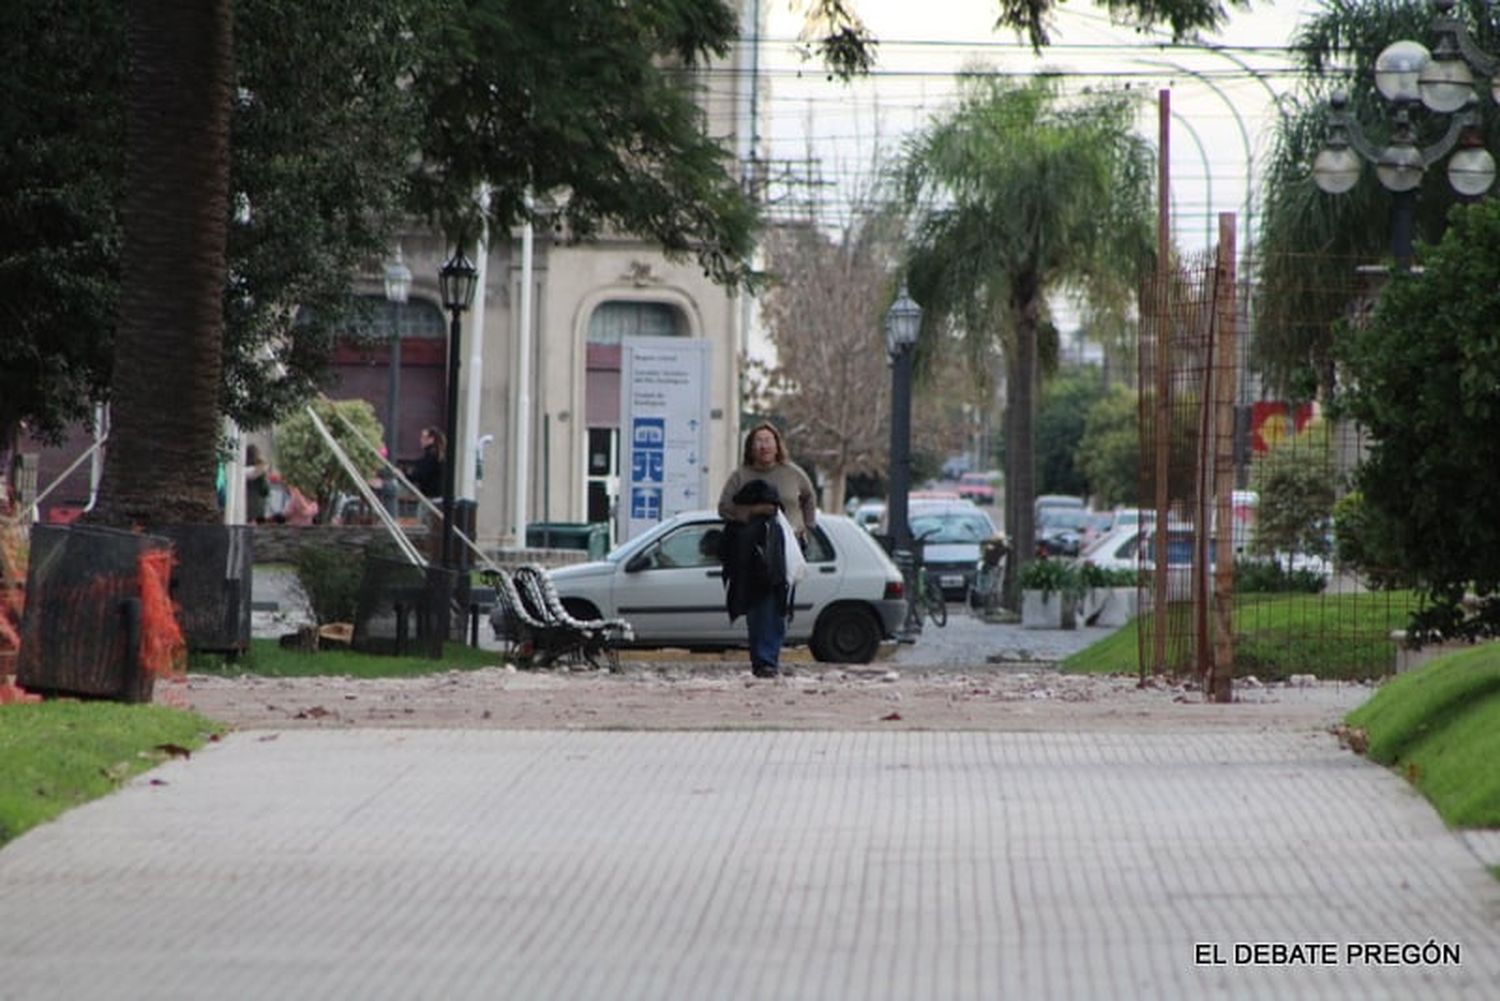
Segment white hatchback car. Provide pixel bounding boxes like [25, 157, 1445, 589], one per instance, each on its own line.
[1079, 521, 1201, 601]
[545, 511, 907, 663]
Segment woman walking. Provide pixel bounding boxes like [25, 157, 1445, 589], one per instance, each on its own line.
[717, 423, 817, 677]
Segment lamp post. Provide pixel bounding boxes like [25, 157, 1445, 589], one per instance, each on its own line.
[438, 246, 478, 568]
[884, 282, 922, 556]
[1313, 11, 1497, 269]
[382, 246, 412, 515]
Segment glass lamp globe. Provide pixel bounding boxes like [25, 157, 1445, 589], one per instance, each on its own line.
[1313, 146, 1362, 194]
[1375, 40, 1431, 104]
[1419, 54, 1474, 113]
[1448, 147, 1497, 197]
[1375, 145, 1424, 192]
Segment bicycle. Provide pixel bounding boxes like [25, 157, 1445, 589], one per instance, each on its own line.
[897, 532, 948, 634]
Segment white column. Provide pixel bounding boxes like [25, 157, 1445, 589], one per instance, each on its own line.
[512, 218, 535, 542]
[222, 417, 244, 525]
[459, 211, 490, 504]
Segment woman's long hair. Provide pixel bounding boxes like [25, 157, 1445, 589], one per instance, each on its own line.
[423, 426, 447, 461]
[741, 422, 787, 466]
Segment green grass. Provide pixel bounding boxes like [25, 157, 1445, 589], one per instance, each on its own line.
[0, 702, 223, 846]
[1344, 643, 1500, 828]
[1062, 591, 1421, 681]
[190, 638, 507, 679]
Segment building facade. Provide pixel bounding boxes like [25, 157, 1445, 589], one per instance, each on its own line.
[331, 8, 757, 550]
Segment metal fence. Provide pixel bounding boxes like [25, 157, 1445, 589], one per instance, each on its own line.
[1136, 220, 1415, 696]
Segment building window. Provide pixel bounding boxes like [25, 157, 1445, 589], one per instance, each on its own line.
[296, 296, 447, 341]
[353, 296, 446, 340]
[587, 301, 685, 345]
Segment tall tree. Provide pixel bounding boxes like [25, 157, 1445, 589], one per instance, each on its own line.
[895, 77, 1155, 606]
[2, 0, 761, 457]
[0, 0, 123, 450]
[92, 0, 234, 526]
[1255, 0, 1500, 398]
[757, 215, 903, 511]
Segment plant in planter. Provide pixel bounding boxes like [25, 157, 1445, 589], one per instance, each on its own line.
[1078, 562, 1140, 627]
[1019, 559, 1083, 629]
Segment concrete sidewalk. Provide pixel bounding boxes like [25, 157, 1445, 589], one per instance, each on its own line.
[1, 729, 1496, 999]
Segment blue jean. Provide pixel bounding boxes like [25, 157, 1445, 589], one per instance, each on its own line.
[745, 591, 788, 669]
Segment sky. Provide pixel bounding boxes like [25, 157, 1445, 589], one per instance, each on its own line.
[747, 0, 1329, 258]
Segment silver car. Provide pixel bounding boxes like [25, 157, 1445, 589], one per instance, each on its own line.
[545, 511, 906, 663]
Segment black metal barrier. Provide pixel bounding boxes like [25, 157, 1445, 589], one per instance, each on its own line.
[351, 556, 457, 659]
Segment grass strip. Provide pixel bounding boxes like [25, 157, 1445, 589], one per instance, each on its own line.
[1062, 590, 1420, 681]
[191, 637, 507, 679]
[0, 702, 223, 847]
[1344, 643, 1500, 829]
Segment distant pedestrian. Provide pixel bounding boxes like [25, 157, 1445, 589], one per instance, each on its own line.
[245, 445, 270, 523]
[717, 423, 816, 678]
[403, 427, 446, 563]
[404, 427, 445, 499]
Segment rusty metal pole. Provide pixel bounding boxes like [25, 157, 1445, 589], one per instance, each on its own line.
[1151, 89, 1172, 679]
[1210, 213, 1239, 703]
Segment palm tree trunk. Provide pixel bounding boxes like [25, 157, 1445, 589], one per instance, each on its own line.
[1002, 271, 1041, 609]
[91, 0, 233, 528]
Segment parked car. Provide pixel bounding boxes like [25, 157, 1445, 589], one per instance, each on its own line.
[852, 500, 886, 534]
[544, 511, 906, 663]
[1081, 510, 1115, 549]
[904, 500, 1002, 600]
[956, 471, 997, 505]
[1079, 521, 1203, 601]
[1034, 493, 1086, 524]
[1036, 506, 1093, 557]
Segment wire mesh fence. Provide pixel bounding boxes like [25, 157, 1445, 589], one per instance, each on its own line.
[1134, 225, 1418, 694]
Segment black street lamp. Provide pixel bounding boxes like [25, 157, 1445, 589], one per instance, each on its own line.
[382, 245, 412, 516]
[438, 246, 478, 568]
[884, 282, 922, 556]
[1313, 12, 1497, 269]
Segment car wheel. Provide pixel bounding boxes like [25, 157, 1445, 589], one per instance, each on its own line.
[811, 604, 881, 664]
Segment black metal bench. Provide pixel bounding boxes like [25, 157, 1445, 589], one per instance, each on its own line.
[481, 566, 631, 671]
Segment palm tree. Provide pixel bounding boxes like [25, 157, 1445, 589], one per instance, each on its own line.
[1256, 0, 1500, 399]
[894, 77, 1155, 607]
[91, 0, 234, 527]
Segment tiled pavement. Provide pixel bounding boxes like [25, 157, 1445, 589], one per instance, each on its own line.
[1, 728, 1496, 999]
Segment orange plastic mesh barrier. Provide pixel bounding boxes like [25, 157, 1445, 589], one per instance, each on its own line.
[137, 548, 186, 680]
[1, 516, 25, 688]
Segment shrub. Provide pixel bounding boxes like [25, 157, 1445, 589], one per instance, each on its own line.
[274, 398, 386, 522]
[1019, 558, 1082, 599]
[1233, 558, 1326, 594]
[1079, 562, 1138, 590]
[292, 545, 364, 625]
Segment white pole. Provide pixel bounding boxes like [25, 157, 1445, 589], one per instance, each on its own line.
[513, 215, 535, 543]
[86, 403, 109, 513]
[459, 192, 491, 504]
[223, 417, 244, 525]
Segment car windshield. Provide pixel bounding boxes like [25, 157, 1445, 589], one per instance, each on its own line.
[911, 512, 993, 544]
[1039, 508, 1091, 531]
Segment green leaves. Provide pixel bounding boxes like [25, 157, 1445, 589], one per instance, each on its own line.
[1336, 198, 1500, 639]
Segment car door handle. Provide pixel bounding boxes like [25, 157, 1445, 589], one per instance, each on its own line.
[704, 569, 721, 578]
[818, 565, 836, 573]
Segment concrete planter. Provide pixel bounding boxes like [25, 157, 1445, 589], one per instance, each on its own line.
[1022, 590, 1076, 629]
[1082, 587, 1138, 628]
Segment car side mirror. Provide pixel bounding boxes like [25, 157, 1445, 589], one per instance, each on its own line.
[625, 552, 651, 573]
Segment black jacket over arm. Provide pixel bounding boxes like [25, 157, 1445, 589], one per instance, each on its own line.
[720, 479, 790, 622]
